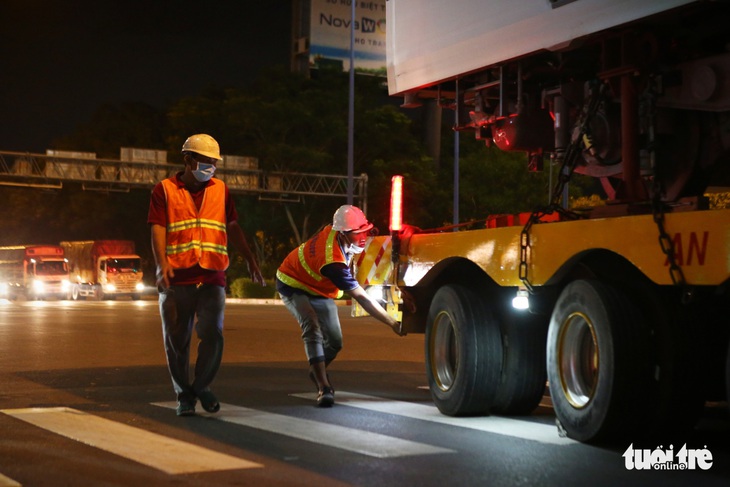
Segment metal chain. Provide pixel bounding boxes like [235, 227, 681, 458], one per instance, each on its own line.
[518, 81, 604, 291]
[645, 76, 691, 302]
[520, 77, 691, 302]
[652, 190, 693, 303]
[549, 81, 606, 208]
[652, 203, 687, 286]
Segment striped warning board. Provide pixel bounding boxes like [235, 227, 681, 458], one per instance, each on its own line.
[355, 236, 393, 286]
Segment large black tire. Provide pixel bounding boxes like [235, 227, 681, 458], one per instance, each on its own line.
[425, 284, 503, 416]
[547, 279, 649, 442]
[491, 306, 548, 415]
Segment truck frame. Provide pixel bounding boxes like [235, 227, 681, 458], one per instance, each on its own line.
[354, 0, 730, 443]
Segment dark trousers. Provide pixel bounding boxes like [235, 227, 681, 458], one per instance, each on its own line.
[159, 284, 226, 403]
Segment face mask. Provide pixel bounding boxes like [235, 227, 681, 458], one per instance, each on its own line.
[192, 162, 216, 182]
[346, 243, 365, 254]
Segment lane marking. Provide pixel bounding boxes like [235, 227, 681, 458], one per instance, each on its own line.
[152, 402, 454, 458]
[0, 473, 21, 487]
[290, 391, 574, 446]
[0, 407, 261, 474]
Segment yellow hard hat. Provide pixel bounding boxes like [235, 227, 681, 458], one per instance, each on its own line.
[332, 205, 373, 233]
[181, 134, 222, 160]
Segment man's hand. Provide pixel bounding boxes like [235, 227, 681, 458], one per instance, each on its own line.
[388, 319, 405, 336]
[156, 262, 174, 290]
[247, 259, 266, 286]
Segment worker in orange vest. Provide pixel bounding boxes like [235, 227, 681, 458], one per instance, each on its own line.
[277, 205, 402, 407]
[149, 133, 265, 417]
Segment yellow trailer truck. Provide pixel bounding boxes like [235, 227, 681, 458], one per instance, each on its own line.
[354, 0, 730, 443]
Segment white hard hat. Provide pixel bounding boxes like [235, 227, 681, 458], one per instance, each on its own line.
[181, 134, 222, 160]
[332, 205, 373, 233]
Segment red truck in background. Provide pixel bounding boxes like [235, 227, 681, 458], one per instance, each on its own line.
[60, 240, 144, 300]
[0, 245, 70, 300]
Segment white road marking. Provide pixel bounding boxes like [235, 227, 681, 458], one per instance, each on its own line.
[290, 391, 574, 446]
[152, 402, 454, 458]
[0, 473, 21, 487]
[0, 407, 261, 474]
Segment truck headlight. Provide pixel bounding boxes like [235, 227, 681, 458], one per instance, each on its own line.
[104, 284, 117, 292]
[0, 282, 8, 296]
[33, 280, 46, 293]
[61, 279, 71, 291]
[135, 283, 145, 292]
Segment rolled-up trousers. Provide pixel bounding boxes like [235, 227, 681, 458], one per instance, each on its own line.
[281, 293, 342, 365]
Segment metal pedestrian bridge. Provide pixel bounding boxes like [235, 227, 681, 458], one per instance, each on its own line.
[0, 151, 368, 205]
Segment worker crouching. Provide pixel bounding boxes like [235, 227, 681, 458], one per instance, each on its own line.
[276, 205, 402, 407]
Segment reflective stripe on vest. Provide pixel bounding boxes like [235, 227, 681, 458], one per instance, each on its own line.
[276, 225, 345, 299]
[161, 177, 229, 271]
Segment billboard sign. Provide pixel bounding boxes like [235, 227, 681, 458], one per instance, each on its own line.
[309, 0, 386, 73]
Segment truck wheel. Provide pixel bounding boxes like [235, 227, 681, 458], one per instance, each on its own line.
[547, 279, 649, 442]
[426, 284, 502, 416]
[71, 286, 81, 301]
[491, 307, 548, 415]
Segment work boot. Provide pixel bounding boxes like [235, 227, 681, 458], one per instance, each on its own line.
[197, 389, 220, 413]
[176, 400, 196, 417]
[317, 386, 335, 407]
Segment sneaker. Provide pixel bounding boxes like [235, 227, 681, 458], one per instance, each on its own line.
[176, 400, 196, 417]
[197, 390, 220, 413]
[317, 386, 335, 408]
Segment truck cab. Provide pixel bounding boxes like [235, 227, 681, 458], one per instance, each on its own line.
[0, 245, 70, 300]
[96, 254, 145, 300]
[25, 255, 71, 300]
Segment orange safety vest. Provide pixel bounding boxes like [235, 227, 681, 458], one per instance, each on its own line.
[276, 225, 347, 299]
[161, 177, 229, 271]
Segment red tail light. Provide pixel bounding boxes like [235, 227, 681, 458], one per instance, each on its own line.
[390, 175, 403, 232]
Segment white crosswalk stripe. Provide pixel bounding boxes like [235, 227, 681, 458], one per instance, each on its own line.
[151, 401, 455, 458]
[0, 407, 262, 474]
[2, 391, 569, 479]
[290, 391, 574, 446]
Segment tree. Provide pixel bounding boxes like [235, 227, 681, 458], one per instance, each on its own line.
[165, 68, 431, 254]
[52, 102, 167, 159]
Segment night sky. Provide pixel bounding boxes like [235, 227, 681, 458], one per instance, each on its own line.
[0, 0, 292, 153]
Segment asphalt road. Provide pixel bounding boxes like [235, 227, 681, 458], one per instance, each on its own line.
[0, 298, 728, 487]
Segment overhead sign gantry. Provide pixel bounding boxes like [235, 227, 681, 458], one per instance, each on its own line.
[0, 150, 368, 207]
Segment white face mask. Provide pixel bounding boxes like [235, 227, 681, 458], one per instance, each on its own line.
[192, 162, 216, 182]
[346, 243, 366, 254]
